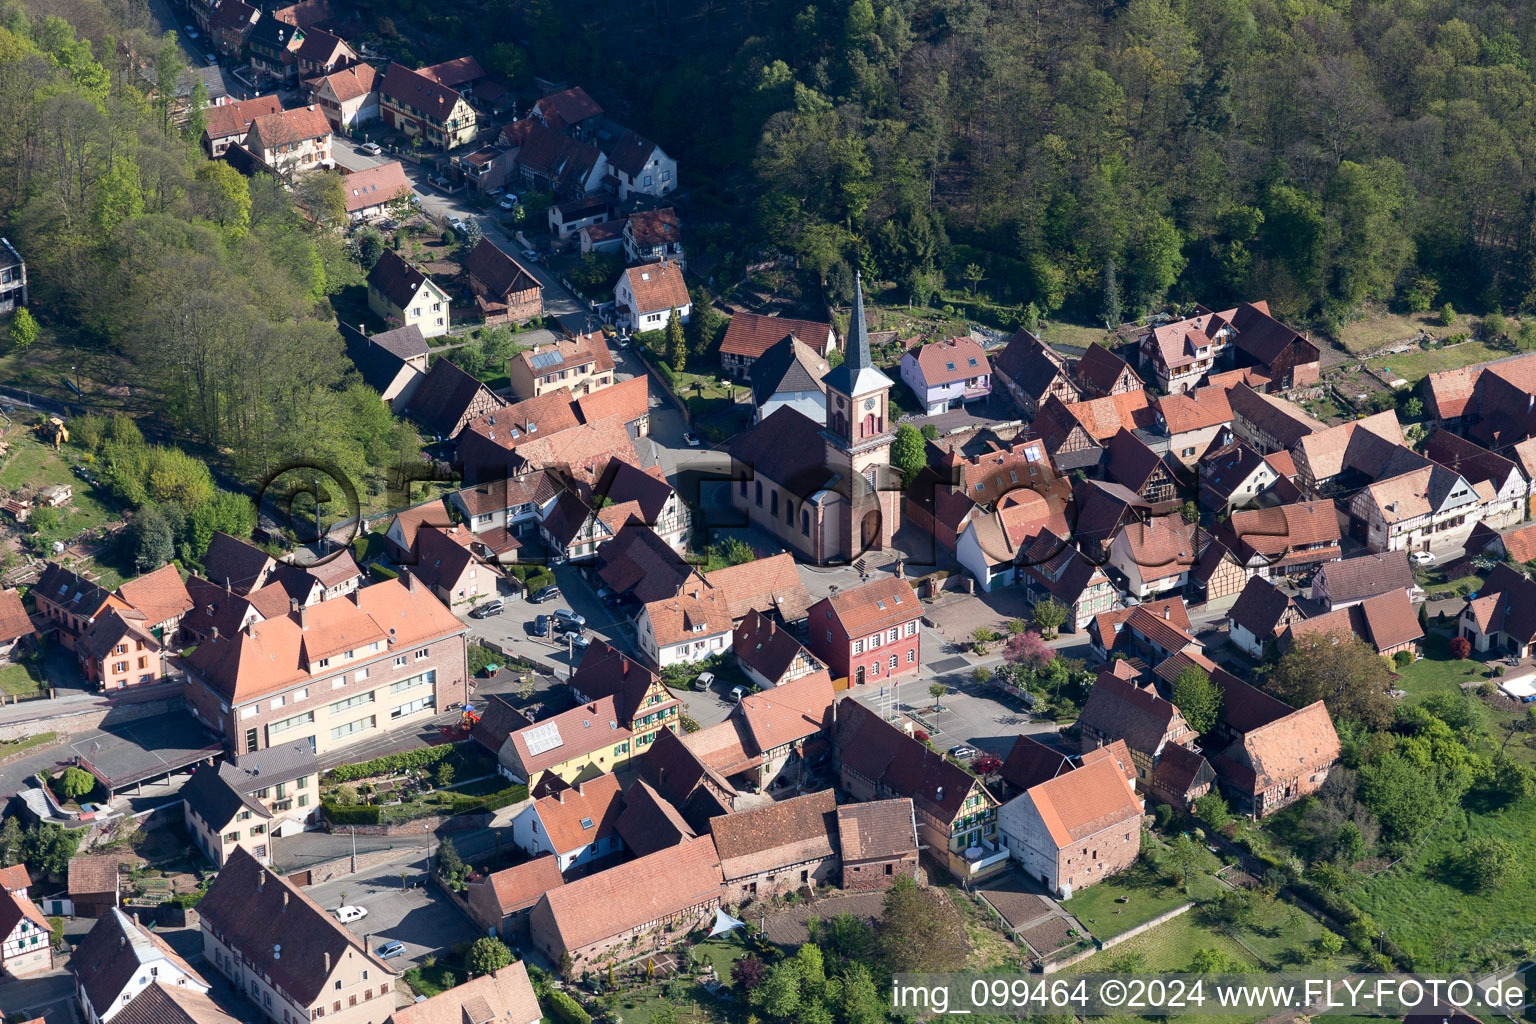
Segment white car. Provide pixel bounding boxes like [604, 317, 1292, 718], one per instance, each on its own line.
[1411, 551, 1435, 565]
[729, 685, 747, 703]
[683, 433, 702, 447]
[184, 25, 199, 38]
[522, 249, 539, 260]
[359, 142, 382, 156]
[499, 195, 518, 210]
[331, 905, 367, 923]
[448, 216, 467, 234]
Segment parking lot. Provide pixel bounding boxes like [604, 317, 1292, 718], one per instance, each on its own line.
[306, 851, 483, 968]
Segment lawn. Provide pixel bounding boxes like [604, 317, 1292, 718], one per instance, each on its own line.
[1333, 309, 1481, 356]
[1421, 572, 1484, 597]
[0, 662, 44, 697]
[1063, 836, 1227, 940]
[1065, 911, 1259, 973]
[1394, 631, 1491, 701]
[1369, 339, 1505, 385]
[1040, 319, 1111, 352]
[0, 434, 124, 546]
[0, 731, 55, 756]
[1351, 793, 1536, 970]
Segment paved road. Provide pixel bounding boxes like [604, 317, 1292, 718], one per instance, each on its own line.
[1, 972, 82, 1024]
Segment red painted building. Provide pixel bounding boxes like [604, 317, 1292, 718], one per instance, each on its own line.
[805, 577, 922, 687]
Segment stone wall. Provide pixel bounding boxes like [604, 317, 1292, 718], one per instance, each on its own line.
[0, 688, 185, 743]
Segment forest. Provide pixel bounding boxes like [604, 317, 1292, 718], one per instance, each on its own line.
[403, 0, 1536, 328]
[0, 0, 416, 497]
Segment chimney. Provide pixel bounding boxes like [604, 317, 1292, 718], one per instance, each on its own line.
[299, 605, 308, 631]
[225, 577, 232, 594]
[290, 598, 300, 614]
[282, 891, 289, 910]
[324, 952, 330, 974]
[211, 625, 220, 641]
[257, 871, 265, 892]
[403, 569, 417, 592]
[120, 934, 125, 949]
[1164, 606, 1171, 619]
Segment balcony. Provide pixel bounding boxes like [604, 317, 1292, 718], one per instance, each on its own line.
[959, 838, 1009, 874]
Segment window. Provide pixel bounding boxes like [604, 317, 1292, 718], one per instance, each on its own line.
[298, 794, 308, 808]
[802, 509, 810, 535]
[432, 302, 441, 312]
[415, 648, 428, 660]
[662, 170, 671, 181]
[393, 656, 406, 668]
[869, 633, 881, 649]
[852, 640, 863, 655]
[355, 668, 368, 681]
[330, 691, 374, 715]
[739, 478, 747, 497]
[270, 696, 286, 710]
[907, 649, 916, 664]
[223, 831, 239, 843]
[890, 655, 898, 670]
[269, 710, 314, 735]
[888, 628, 898, 643]
[905, 621, 918, 637]
[391, 696, 433, 720]
[245, 727, 258, 751]
[330, 716, 376, 741]
[755, 481, 763, 506]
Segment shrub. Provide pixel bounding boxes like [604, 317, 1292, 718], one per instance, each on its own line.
[1154, 803, 1175, 829]
[325, 745, 459, 782]
[322, 802, 381, 825]
[1438, 302, 1457, 326]
[1393, 650, 1413, 669]
[547, 990, 591, 1024]
[1449, 636, 1472, 659]
[52, 766, 97, 803]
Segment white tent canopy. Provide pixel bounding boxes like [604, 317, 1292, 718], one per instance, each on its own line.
[708, 908, 746, 937]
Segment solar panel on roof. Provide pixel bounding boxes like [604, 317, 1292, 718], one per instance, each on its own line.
[530, 351, 563, 370]
[524, 721, 564, 755]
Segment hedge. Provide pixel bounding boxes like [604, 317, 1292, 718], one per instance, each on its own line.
[448, 784, 528, 816]
[325, 744, 458, 782]
[546, 991, 590, 1024]
[322, 802, 381, 825]
[653, 359, 676, 390]
[369, 564, 400, 583]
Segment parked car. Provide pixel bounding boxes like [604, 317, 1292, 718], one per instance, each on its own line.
[693, 671, 715, 692]
[448, 216, 467, 234]
[1411, 551, 1435, 565]
[184, 25, 199, 38]
[522, 249, 539, 260]
[683, 433, 702, 447]
[331, 906, 367, 923]
[499, 195, 518, 210]
[527, 615, 550, 637]
[204, 53, 218, 64]
[486, 186, 504, 196]
[567, 632, 591, 650]
[468, 600, 504, 620]
[376, 941, 406, 960]
[729, 685, 747, 703]
[553, 609, 586, 631]
[360, 141, 383, 156]
[529, 584, 560, 603]
[948, 745, 976, 760]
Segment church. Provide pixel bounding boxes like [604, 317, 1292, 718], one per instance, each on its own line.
[726, 276, 904, 565]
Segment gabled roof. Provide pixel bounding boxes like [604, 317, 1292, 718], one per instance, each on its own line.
[292, 26, 352, 65]
[596, 522, 700, 604]
[991, 330, 1074, 402]
[835, 700, 991, 822]
[113, 984, 242, 1024]
[203, 95, 283, 142]
[116, 564, 193, 627]
[1024, 755, 1141, 848]
[1228, 576, 1301, 640]
[1076, 342, 1141, 393]
[1147, 307, 1235, 371]
[380, 62, 465, 118]
[703, 552, 814, 622]
[637, 727, 736, 828]
[720, 312, 835, 361]
[341, 161, 411, 213]
[1198, 437, 1274, 507]
[727, 406, 835, 497]
[574, 374, 650, 428]
[1356, 589, 1423, 651]
[416, 56, 485, 88]
[313, 62, 376, 102]
[567, 639, 665, 725]
[733, 610, 814, 683]
[605, 129, 662, 178]
[619, 262, 689, 315]
[626, 207, 681, 249]
[72, 907, 208, 1015]
[181, 765, 271, 830]
[1312, 551, 1414, 606]
[1502, 523, 1536, 564]
[390, 964, 541, 1024]
[411, 524, 481, 593]
[463, 238, 539, 298]
[1105, 428, 1174, 493]
[1000, 735, 1073, 793]
[836, 798, 918, 862]
[504, 696, 632, 777]
[219, 740, 319, 792]
[1157, 386, 1232, 435]
[0, 589, 34, 644]
[368, 248, 444, 310]
[749, 334, 829, 408]
[341, 322, 423, 395]
[533, 86, 603, 131]
[1061, 392, 1156, 442]
[36, 562, 118, 618]
[68, 856, 122, 896]
[1078, 674, 1186, 754]
[246, 106, 331, 151]
[909, 337, 990, 387]
[643, 588, 733, 647]
[1112, 517, 1197, 582]
[1225, 382, 1324, 449]
[708, 789, 836, 880]
[478, 856, 563, 917]
[76, 607, 159, 663]
[407, 359, 502, 439]
[201, 532, 275, 595]
[736, 669, 834, 754]
[1425, 365, 1483, 420]
[1149, 742, 1215, 800]
[1210, 666, 1297, 734]
[197, 849, 388, 1004]
[615, 778, 696, 857]
[814, 576, 920, 637]
[1214, 698, 1340, 795]
[533, 836, 722, 955]
[1292, 410, 1404, 483]
[531, 774, 623, 856]
[1223, 501, 1341, 564]
[1228, 301, 1317, 367]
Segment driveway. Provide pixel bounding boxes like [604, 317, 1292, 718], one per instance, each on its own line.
[305, 850, 482, 969]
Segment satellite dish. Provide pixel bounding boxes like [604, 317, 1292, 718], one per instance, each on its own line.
[274, 944, 281, 952]
[274, 952, 281, 960]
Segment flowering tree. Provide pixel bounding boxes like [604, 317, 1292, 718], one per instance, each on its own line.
[1004, 630, 1055, 671]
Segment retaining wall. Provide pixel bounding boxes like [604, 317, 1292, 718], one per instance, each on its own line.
[1042, 901, 1194, 974]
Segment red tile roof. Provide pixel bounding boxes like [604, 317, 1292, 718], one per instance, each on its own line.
[909, 337, 990, 387]
[708, 789, 836, 879]
[702, 552, 813, 622]
[532, 774, 624, 856]
[1156, 386, 1232, 435]
[720, 312, 836, 360]
[621, 262, 689, 316]
[736, 669, 834, 753]
[836, 798, 918, 862]
[1025, 755, 1141, 848]
[341, 161, 410, 213]
[815, 576, 920, 638]
[0, 589, 33, 645]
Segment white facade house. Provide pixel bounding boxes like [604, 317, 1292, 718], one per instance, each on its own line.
[509, 777, 624, 873]
[637, 590, 732, 668]
[614, 263, 690, 333]
[74, 909, 210, 1024]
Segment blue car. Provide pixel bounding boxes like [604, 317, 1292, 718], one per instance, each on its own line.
[527, 615, 550, 637]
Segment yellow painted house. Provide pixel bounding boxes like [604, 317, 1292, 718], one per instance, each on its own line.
[496, 641, 681, 784]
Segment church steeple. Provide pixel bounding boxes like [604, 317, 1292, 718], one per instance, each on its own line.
[822, 272, 893, 401]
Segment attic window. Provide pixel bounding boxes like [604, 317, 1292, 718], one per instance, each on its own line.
[640, 272, 651, 281]
[893, 594, 902, 604]
[968, 358, 978, 366]
[580, 817, 594, 829]
[876, 600, 886, 610]
[945, 362, 955, 371]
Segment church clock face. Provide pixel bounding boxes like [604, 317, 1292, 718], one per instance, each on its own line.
[864, 398, 875, 411]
